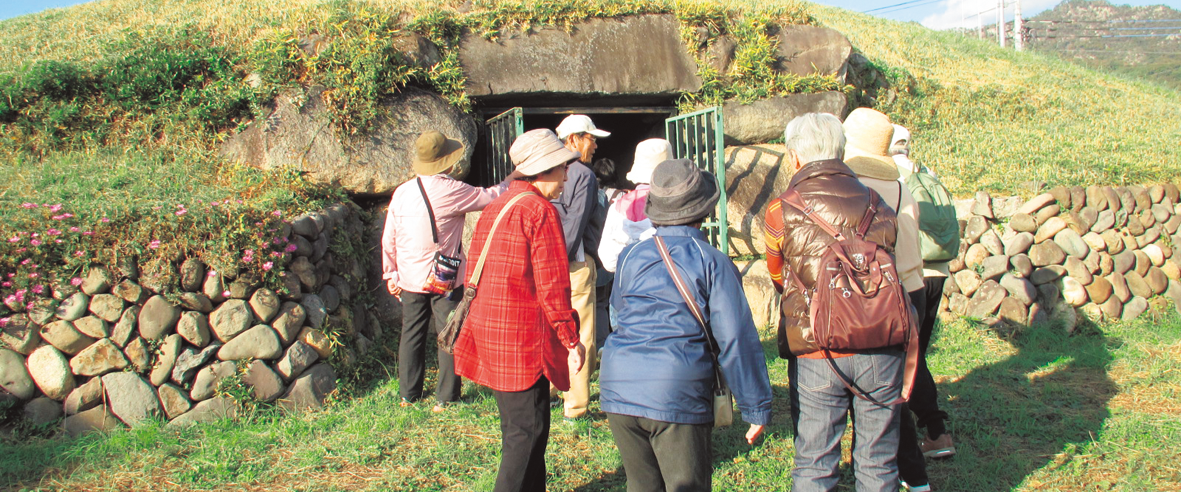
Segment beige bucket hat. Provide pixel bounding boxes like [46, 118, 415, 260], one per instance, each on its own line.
[843, 108, 901, 181]
[412, 131, 465, 176]
[509, 129, 582, 176]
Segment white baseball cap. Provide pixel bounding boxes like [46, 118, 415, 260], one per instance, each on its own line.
[555, 115, 611, 140]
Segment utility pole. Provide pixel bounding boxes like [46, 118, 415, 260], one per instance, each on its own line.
[998, 0, 1006, 48]
[1014, 0, 1024, 51]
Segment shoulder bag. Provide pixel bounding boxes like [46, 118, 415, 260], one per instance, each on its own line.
[654, 236, 733, 427]
[437, 192, 534, 354]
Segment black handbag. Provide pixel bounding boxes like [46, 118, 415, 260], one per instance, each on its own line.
[437, 192, 534, 354]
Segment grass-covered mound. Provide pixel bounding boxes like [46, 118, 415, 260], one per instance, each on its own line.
[810, 4, 1181, 196]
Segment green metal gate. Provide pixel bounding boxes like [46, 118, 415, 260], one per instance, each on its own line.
[485, 107, 523, 185]
[665, 107, 728, 256]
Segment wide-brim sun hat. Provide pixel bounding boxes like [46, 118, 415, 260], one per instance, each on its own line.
[413, 130, 465, 176]
[555, 114, 611, 140]
[646, 158, 720, 226]
[843, 108, 901, 181]
[626, 138, 673, 185]
[509, 129, 582, 176]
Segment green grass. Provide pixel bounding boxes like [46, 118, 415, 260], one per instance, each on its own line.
[4, 306, 1181, 491]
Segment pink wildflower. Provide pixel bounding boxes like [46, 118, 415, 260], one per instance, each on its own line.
[149, 240, 161, 249]
[82, 231, 93, 236]
[152, 206, 161, 211]
[12, 248, 23, 254]
[212, 201, 220, 206]
[28, 273, 39, 279]
[100, 217, 110, 223]
[262, 261, 273, 271]
[6, 273, 13, 277]
[272, 210, 282, 217]
[46, 229, 61, 236]
[21, 203, 36, 208]
[285, 244, 298, 253]
[222, 290, 231, 298]
[69, 227, 80, 232]
[70, 277, 83, 286]
[207, 270, 217, 277]
[31, 285, 44, 294]
[7, 237, 19, 243]
[48, 204, 62, 212]
[55, 239, 62, 244]
[1, 282, 10, 288]
[0, 317, 8, 328]
[3, 295, 15, 305]
[74, 251, 84, 257]
[176, 209, 188, 216]
[271, 251, 281, 257]
[26, 302, 34, 310]
[20, 259, 31, 266]
[30, 239, 41, 246]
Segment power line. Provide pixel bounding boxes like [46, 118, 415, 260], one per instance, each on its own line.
[863, 0, 930, 14]
[875, 0, 946, 15]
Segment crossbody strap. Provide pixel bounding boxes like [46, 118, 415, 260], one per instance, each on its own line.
[654, 236, 726, 392]
[416, 178, 440, 245]
[468, 192, 534, 289]
[782, 188, 880, 241]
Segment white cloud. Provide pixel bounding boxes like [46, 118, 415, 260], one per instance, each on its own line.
[920, 0, 1061, 30]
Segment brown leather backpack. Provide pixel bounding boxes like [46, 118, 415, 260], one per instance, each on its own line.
[782, 188, 918, 405]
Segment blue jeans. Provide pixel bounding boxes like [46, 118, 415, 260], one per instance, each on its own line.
[789, 349, 904, 492]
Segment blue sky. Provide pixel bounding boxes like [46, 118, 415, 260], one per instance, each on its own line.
[3, 0, 1180, 28]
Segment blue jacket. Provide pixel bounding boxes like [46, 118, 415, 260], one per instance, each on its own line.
[600, 226, 773, 426]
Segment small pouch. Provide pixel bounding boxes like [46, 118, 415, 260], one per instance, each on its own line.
[424, 252, 462, 295]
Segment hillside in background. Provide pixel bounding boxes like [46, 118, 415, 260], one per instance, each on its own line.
[0, 0, 1178, 201]
[1026, 0, 1181, 91]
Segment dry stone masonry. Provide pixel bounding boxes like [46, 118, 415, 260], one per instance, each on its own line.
[943, 184, 1181, 331]
[0, 204, 374, 436]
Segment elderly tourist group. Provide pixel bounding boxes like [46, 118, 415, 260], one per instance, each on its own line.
[381, 107, 961, 492]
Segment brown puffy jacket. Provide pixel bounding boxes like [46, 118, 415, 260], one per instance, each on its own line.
[776, 159, 899, 357]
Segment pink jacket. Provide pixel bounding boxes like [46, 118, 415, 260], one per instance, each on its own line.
[381, 174, 510, 294]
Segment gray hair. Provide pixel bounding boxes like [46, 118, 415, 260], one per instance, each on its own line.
[783, 113, 845, 164]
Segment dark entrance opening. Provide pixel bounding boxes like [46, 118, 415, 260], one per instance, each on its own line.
[469, 106, 677, 189]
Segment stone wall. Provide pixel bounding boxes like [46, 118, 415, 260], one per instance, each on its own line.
[0, 204, 375, 436]
[944, 185, 1181, 331]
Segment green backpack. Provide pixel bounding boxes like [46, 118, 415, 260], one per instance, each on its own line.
[905, 169, 960, 262]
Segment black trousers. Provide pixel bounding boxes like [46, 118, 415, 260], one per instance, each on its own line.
[910, 277, 949, 437]
[398, 289, 462, 403]
[493, 376, 552, 492]
[897, 278, 951, 487]
[607, 413, 713, 492]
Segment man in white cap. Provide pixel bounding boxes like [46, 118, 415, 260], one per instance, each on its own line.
[552, 114, 610, 420]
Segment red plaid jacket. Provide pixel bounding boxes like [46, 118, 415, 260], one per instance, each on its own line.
[453, 181, 581, 392]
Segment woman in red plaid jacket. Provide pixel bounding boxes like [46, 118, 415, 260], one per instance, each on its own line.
[453, 129, 588, 492]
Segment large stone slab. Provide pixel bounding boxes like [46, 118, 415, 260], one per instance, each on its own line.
[276, 341, 320, 383]
[966, 280, 1006, 318]
[88, 294, 125, 323]
[223, 86, 477, 196]
[722, 92, 848, 145]
[102, 372, 161, 426]
[459, 14, 701, 99]
[774, 25, 852, 78]
[148, 334, 183, 387]
[177, 311, 212, 348]
[157, 383, 192, 420]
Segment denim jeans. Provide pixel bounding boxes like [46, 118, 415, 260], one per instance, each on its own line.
[789, 349, 904, 492]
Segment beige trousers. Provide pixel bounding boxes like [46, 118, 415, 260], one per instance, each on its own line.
[563, 259, 597, 419]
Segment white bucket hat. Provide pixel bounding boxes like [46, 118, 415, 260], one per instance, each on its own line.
[626, 138, 673, 185]
[555, 115, 611, 140]
[509, 129, 582, 176]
